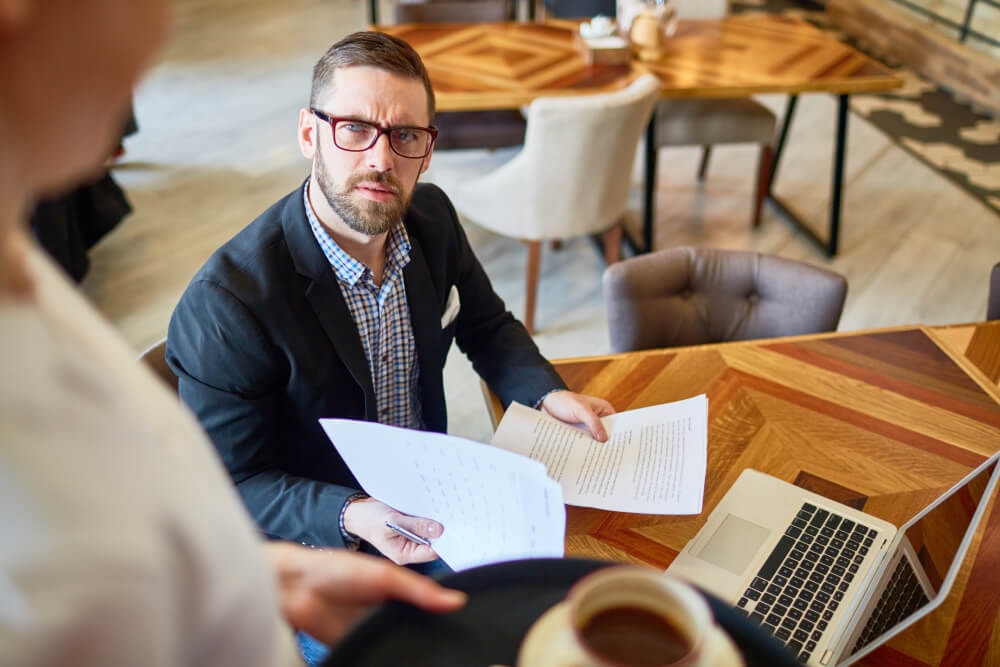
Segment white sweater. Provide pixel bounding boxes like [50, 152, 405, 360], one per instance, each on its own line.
[0, 246, 301, 667]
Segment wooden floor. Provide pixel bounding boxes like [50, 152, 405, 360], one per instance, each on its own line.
[82, 0, 1000, 442]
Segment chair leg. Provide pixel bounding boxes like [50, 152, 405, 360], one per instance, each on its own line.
[550, 240, 563, 251]
[697, 145, 713, 182]
[602, 223, 622, 265]
[523, 240, 541, 335]
[753, 144, 774, 228]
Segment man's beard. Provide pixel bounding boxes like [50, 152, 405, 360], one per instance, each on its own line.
[315, 143, 412, 236]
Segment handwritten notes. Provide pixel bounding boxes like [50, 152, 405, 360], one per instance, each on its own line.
[320, 419, 565, 572]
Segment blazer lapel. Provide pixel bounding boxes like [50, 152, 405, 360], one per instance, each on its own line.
[404, 233, 448, 432]
[281, 190, 377, 420]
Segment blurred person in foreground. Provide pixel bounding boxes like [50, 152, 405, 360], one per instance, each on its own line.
[0, 2, 466, 666]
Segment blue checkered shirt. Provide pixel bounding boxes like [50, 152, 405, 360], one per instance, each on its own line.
[304, 187, 422, 429]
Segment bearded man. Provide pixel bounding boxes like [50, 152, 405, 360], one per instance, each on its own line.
[167, 32, 614, 570]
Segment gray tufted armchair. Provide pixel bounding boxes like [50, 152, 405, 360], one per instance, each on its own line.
[603, 246, 848, 352]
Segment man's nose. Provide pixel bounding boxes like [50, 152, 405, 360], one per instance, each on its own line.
[365, 132, 395, 171]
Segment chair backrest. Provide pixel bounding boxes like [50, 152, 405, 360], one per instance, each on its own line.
[452, 75, 660, 241]
[990, 261, 1000, 320]
[603, 246, 848, 352]
[668, 0, 727, 18]
[395, 0, 509, 23]
[139, 337, 179, 394]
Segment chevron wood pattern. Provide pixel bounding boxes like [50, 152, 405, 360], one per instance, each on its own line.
[378, 16, 902, 111]
[489, 325, 1000, 665]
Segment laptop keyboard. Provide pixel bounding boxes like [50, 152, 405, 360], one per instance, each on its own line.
[850, 555, 930, 653]
[734, 502, 878, 664]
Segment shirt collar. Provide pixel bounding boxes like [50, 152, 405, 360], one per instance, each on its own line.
[302, 181, 411, 287]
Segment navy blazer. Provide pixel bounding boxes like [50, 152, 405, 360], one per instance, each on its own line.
[167, 182, 565, 547]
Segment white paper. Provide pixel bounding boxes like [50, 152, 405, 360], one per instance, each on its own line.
[319, 419, 566, 571]
[491, 395, 708, 514]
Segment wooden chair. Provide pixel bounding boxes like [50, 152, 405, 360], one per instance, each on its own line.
[394, 0, 527, 151]
[603, 246, 848, 352]
[451, 75, 661, 334]
[138, 337, 178, 394]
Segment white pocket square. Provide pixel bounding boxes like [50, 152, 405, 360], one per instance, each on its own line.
[440, 285, 461, 328]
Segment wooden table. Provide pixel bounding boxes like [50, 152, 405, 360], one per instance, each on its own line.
[486, 324, 1000, 665]
[378, 16, 902, 256]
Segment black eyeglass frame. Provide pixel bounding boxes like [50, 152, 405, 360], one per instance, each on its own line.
[310, 108, 438, 159]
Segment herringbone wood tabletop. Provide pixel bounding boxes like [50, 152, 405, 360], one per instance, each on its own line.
[488, 324, 1000, 665]
[378, 15, 901, 111]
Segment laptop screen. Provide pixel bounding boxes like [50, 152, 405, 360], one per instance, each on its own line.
[904, 458, 997, 594]
[843, 455, 999, 664]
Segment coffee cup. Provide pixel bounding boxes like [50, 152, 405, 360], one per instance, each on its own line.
[518, 565, 742, 667]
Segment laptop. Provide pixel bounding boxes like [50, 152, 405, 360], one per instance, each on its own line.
[667, 453, 1000, 666]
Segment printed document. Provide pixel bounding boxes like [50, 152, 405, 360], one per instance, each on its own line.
[491, 394, 707, 514]
[320, 419, 565, 572]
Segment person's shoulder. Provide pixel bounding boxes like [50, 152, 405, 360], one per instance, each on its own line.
[406, 182, 461, 237]
[191, 187, 303, 288]
[409, 182, 457, 219]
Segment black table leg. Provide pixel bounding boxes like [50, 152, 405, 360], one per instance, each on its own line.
[641, 113, 658, 254]
[369, 0, 378, 24]
[766, 94, 850, 258]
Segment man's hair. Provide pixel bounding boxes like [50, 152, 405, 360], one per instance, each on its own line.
[310, 31, 436, 121]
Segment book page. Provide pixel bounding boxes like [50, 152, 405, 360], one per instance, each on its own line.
[320, 419, 565, 571]
[491, 395, 707, 514]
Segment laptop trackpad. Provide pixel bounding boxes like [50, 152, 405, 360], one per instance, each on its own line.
[695, 514, 771, 576]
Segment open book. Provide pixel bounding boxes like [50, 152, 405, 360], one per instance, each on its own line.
[320, 393, 706, 571]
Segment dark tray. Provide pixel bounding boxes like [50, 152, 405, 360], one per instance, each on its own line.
[325, 558, 798, 666]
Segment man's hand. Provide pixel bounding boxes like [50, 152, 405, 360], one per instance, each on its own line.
[342, 497, 443, 564]
[539, 390, 615, 442]
[265, 542, 466, 645]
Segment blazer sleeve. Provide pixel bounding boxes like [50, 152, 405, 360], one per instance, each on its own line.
[167, 278, 354, 548]
[431, 188, 568, 406]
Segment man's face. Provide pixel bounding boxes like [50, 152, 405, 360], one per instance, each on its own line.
[301, 66, 433, 236]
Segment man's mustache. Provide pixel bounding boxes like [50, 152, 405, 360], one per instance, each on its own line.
[345, 170, 402, 195]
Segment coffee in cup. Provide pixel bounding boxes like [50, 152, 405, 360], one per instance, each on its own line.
[518, 565, 742, 667]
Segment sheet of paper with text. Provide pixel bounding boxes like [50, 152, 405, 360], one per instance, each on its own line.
[491, 395, 708, 514]
[320, 419, 566, 571]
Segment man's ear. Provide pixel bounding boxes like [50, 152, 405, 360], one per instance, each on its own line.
[297, 107, 318, 160]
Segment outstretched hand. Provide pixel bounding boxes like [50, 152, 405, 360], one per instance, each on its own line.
[265, 542, 466, 645]
[342, 497, 444, 565]
[539, 390, 615, 442]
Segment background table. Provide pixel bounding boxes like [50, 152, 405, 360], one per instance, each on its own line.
[487, 325, 1000, 665]
[379, 16, 903, 255]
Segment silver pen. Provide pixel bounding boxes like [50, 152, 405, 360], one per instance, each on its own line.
[384, 520, 433, 546]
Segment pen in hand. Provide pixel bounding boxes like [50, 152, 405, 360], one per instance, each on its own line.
[385, 520, 433, 546]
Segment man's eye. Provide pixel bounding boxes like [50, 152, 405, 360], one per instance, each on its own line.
[394, 129, 418, 143]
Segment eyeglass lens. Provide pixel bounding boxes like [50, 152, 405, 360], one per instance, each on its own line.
[334, 120, 432, 158]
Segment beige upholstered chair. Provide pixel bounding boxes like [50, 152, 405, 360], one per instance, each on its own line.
[989, 261, 1000, 320]
[652, 0, 777, 228]
[451, 74, 661, 334]
[138, 337, 178, 394]
[603, 246, 848, 352]
[394, 0, 527, 151]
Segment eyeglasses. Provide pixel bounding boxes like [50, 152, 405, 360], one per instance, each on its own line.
[311, 109, 437, 159]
